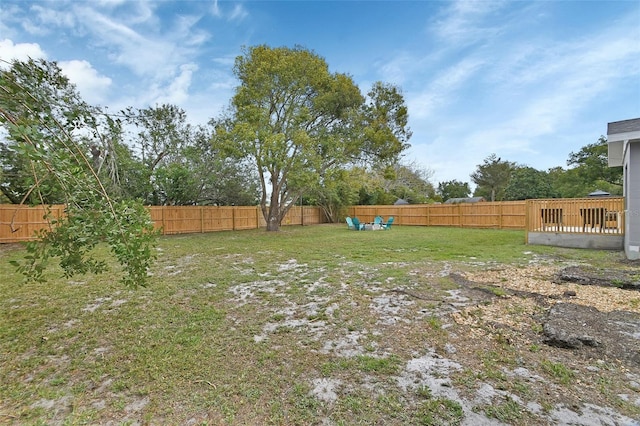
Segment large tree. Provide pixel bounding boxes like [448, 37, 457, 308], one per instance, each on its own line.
[0, 58, 156, 286]
[213, 45, 409, 231]
[471, 154, 516, 201]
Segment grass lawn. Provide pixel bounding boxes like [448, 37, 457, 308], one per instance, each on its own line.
[0, 224, 636, 425]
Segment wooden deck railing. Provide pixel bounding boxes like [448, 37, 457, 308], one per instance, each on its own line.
[525, 197, 624, 236]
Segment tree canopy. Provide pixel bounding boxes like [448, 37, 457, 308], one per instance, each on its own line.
[470, 154, 516, 202]
[437, 180, 471, 202]
[503, 166, 555, 200]
[566, 136, 622, 194]
[213, 45, 410, 230]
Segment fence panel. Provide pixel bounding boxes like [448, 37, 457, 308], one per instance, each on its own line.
[0, 204, 64, 243]
[202, 207, 234, 232]
[501, 201, 528, 229]
[427, 204, 461, 227]
[147, 207, 165, 232]
[460, 203, 498, 228]
[232, 206, 261, 230]
[349, 201, 528, 229]
[399, 205, 429, 226]
[159, 206, 203, 234]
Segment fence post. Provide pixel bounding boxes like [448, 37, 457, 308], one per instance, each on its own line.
[162, 206, 166, 236]
[524, 200, 530, 243]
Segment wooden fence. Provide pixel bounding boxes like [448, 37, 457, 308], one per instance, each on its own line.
[0, 205, 328, 243]
[348, 201, 527, 229]
[0, 205, 66, 243]
[0, 198, 626, 244]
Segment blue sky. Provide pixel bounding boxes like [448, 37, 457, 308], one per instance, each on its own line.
[1, 0, 639, 186]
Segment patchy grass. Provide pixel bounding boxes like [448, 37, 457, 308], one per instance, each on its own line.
[0, 224, 637, 424]
[540, 360, 576, 385]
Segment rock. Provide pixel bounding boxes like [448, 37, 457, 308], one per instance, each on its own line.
[554, 266, 640, 291]
[542, 303, 640, 366]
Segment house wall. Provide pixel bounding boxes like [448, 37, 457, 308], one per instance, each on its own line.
[607, 118, 640, 260]
[625, 143, 640, 259]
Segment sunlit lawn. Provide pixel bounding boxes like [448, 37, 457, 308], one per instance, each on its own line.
[0, 224, 622, 424]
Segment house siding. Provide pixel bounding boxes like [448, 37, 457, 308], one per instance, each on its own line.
[625, 144, 640, 259]
[608, 117, 640, 260]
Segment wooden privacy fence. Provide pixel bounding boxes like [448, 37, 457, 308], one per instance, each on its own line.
[525, 197, 624, 235]
[0, 205, 66, 243]
[348, 201, 527, 229]
[0, 205, 328, 243]
[0, 198, 626, 244]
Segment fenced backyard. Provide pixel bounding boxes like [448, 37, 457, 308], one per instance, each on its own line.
[0, 197, 625, 247]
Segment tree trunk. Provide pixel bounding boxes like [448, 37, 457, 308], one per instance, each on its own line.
[265, 185, 281, 231]
[266, 208, 280, 231]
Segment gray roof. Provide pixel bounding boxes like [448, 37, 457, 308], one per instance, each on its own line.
[608, 118, 640, 135]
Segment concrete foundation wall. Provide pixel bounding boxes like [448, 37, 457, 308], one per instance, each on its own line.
[527, 232, 623, 250]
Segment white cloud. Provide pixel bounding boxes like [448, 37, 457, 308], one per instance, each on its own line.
[408, 57, 484, 120]
[29, 5, 76, 29]
[206, 1, 248, 22]
[59, 60, 112, 105]
[0, 39, 47, 68]
[156, 63, 197, 105]
[229, 4, 248, 22]
[71, 6, 183, 79]
[431, 0, 508, 44]
[210, 0, 222, 18]
[404, 4, 640, 185]
[123, 1, 157, 26]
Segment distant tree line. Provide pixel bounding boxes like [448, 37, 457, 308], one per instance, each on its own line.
[438, 139, 622, 203]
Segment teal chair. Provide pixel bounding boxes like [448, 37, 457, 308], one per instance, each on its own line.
[374, 216, 383, 226]
[345, 216, 356, 230]
[351, 217, 365, 230]
[383, 216, 394, 230]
